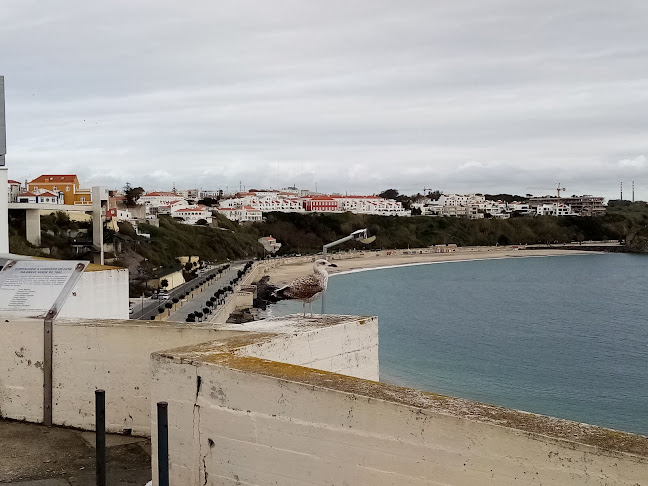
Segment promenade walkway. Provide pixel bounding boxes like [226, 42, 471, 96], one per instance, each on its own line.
[131, 262, 240, 320]
[166, 262, 245, 322]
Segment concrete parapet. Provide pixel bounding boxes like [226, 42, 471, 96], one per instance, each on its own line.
[0, 318, 237, 435]
[3, 311, 648, 485]
[150, 315, 648, 486]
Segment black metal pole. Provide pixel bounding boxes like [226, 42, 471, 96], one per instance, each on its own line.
[95, 389, 106, 486]
[157, 401, 169, 486]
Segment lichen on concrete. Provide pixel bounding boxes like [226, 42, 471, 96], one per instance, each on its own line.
[153, 314, 648, 460]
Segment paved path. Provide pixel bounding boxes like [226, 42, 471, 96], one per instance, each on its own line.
[131, 264, 232, 320]
[167, 263, 244, 322]
[0, 419, 150, 485]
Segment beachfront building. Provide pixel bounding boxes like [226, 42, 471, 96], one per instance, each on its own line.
[27, 174, 92, 205]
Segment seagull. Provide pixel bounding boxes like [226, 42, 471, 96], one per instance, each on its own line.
[272, 259, 337, 316]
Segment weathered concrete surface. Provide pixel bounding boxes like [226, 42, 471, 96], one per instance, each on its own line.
[151, 322, 648, 486]
[57, 268, 130, 320]
[0, 318, 240, 435]
[0, 418, 150, 485]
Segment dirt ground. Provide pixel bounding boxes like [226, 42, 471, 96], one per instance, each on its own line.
[0, 419, 151, 485]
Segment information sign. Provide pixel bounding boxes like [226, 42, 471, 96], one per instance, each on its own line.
[0, 260, 88, 318]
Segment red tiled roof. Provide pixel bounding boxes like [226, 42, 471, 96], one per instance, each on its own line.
[39, 191, 58, 198]
[8, 180, 21, 185]
[18, 192, 37, 197]
[29, 175, 78, 184]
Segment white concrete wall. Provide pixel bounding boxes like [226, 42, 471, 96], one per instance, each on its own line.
[0, 319, 44, 423]
[0, 318, 238, 435]
[151, 338, 648, 486]
[234, 316, 379, 381]
[58, 268, 130, 320]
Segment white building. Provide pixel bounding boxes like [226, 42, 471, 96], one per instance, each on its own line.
[16, 189, 65, 204]
[106, 208, 133, 221]
[170, 205, 212, 225]
[333, 196, 408, 216]
[219, 192, 303, 213]
[536, 203, 575, 216]
[258, 235, 282, 253]
[7, 179, 22, 202]
[437, 193, 486, 207]
[139, 192, 186, 212]
[219, 191, 408, 216]
[216, 206, 263, 222]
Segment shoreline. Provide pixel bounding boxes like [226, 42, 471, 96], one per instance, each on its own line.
[263, 247, 601, 286]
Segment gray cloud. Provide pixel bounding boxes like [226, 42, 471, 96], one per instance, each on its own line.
[2, 0, 648, 200]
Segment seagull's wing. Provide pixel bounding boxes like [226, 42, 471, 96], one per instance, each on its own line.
[275, 274, 323, 300]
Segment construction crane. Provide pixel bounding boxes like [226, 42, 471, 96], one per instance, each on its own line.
[526, 184, 567, 199]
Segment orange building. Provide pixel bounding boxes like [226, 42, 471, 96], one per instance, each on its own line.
[27, 174, 91, 205]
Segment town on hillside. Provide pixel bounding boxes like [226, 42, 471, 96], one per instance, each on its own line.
[8, 174, 607, 226]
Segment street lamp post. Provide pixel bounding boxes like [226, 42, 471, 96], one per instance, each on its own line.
[321, 229, 376, 313]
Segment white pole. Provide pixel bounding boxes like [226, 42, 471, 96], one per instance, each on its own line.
[0, 168, 8, 253]
[0, 76, 8, 253]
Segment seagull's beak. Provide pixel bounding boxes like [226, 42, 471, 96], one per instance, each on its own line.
[328, 263, 337, 267]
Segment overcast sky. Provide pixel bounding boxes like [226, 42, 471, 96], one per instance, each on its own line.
[2, 1, 648, 199]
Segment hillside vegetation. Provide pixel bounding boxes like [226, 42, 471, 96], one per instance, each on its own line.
[252, 206, 644, 254]
[8, 202, 648, 268]
[131, 215, 264, 267]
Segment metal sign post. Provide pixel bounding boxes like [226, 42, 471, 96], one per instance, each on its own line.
[0, 75, 6, 166]
[0, 260, 88, 425]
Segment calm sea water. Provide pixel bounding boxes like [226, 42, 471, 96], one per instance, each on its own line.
[267, 254, 648, 436]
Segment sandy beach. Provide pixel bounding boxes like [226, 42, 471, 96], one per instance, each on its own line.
[262, 247, 595, 286]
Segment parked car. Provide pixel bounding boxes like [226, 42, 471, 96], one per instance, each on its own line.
[157, 291, 170, 300]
